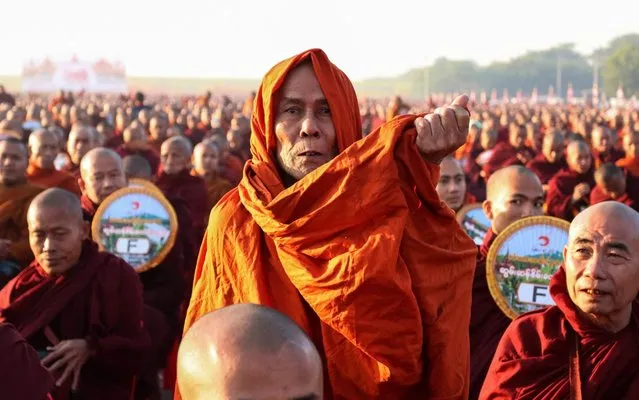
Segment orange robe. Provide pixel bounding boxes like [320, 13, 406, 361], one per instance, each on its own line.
[616, 157, 639, 177]
[27, 162, 81, 197]
[180, 49, 477, 400]
[190, 169, 233, 210]
[0, 183, 44, 268]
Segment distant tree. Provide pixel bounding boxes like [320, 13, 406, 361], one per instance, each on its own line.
[602, 42, 639, 96]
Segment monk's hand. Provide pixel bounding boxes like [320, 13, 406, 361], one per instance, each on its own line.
[0, 239, 11, 259]
[572, 183, 591, 203]
[42, 339, 92, 390]
[415, 95, 470, 164]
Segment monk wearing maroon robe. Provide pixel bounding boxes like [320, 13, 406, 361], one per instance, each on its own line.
[96, 121, 122, 150]
[184, 115, 207, 146]
[156, 136, 209, 241]
[63, 124, 98, 180]
[464, 128, 496, 202]
[148, 116, 169, 154]
[79, 148, 190, 399]
[437, 156, 471, 213]
[526, 130, 567, 186]
[589, 163, 637, 210]
[480, 202, 639, 399]
[0, 322, 54, 399]
[482, 123, 535, 179]
[115, 126, 160, 175]
[27, 129, 81, 197]
[191, 140, 233, 210]
[616, 130, 639, 177]
[0, 188, 150, 399]
[546, 140, 595, 221]
[469, 165, 545, 399]
[591, 125, 624, 168]
[0, 138, 44, 287]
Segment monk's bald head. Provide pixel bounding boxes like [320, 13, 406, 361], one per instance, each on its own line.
[67, 124, 97, 165]
[27, 188, 88, 276]
[161, 136, 193, 175]
[542, 130, 565, 163]
[123, 155, 152, 181]
[178, 304, 323, 400]
[0, 137, 28, 186]
[28, 129, 59, 169]
[566, 140, 592, 174]
[483, 166, 544, 234]
[80, 147, 126, 204]
[565, 202, 639, 331]
[192, 140, 222, 177]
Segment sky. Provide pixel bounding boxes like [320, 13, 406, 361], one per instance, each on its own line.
[2, 0, 637, 80]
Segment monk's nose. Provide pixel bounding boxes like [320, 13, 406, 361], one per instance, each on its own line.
[300, 114, 320, 138]
[582, 254, 606, 280]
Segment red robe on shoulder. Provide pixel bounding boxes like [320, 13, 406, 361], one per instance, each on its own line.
[593, 147, 625, 169]
[27, 162, 82, 197]
[482, 142, 535, 179]
[103, 135, 124, 150]
[546, 167, 595, 221]
[220, 153, 244, 185]
[0, 322, 54, 399]
[0, 241, 150, 400]
[115, 145, 160, 175]
[526, 154, 567, 185]
[480, 267, 639, 399]
[589, 186, 637, 211]
[469, 229, 512, 399]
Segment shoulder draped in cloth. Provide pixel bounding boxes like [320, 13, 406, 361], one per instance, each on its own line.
[0, 183, 44, 268]
[27, 162, 82, 197]
[480, 267, 639, 399]
[180, 48, 477, 400]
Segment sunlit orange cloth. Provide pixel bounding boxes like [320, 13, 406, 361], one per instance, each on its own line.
[616, 157, 639, 177]
[180, 49, 477, 400]
[27, 162, 81, 197]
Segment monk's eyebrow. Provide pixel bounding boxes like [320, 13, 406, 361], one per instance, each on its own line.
[606, 242, 630, 253]
[280, 97, 304, 107]
[574, 237, 593, 245]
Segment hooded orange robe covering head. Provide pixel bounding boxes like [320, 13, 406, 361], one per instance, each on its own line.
[180, 49, 477, 399]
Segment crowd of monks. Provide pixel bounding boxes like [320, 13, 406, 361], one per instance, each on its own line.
[0, 48, 638, 400]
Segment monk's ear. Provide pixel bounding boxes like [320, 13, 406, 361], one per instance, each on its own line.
[563, 245, 568, 262]
[483, 199, 494, 221]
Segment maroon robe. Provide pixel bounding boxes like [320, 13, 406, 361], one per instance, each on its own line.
[482, 142, 535, 179]
[463, 149, 486, 202]
[0, 241, 150, 400]
[103, 135, 124, 150]
[155, 169, 210, 242]
[0, 322, 54, 399]
[115, 145, 160, 175]
[480, 268, 639, 399]
[546, 167, 595, 221]
[526, 154, 567, 185]
[589, 186, 637, 211]
[469, 229, 512, 399]
[593, 147, 625, 168]
[184, 128, 207, 146]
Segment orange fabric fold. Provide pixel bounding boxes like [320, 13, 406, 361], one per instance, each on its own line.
[181, 49, 477, 400]
[616, 157, 639, 177]
[27, 162, 82, 197]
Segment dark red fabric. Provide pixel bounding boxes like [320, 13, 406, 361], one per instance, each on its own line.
[480, 267, 639, 399]
[0, 241, 149, 399]
[589, 186, 637, 210]
[593, 147, 624, 168]
[184, 128, 207, 146]
[115, 146, 160, 175]
[482, 143, 535, 179]
[155, 169, 209, 242]
[463, 150, 486, 202]
[60, 162, 81, 181]
[104, 135, 124, 150]
[0, 322, 54, 399]
[220, 153, 244, 185]
[546, 167, 595, 221]
[469, 230, 512, 400]
[526, 154, 567, 185]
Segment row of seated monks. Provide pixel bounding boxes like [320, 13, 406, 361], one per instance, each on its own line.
[1, 48, 639, 400]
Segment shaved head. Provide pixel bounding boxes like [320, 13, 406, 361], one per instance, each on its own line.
[565, 202, 639, 332]
[542, 130, 564, 163]
[67, 124, 97, 165]
[178, 304, 323, 400]
[0, 137, 28, 186]
[28, 129, 59, 169]
[161, 136, 193, 175]
[27, 188, 88, 276]
[566, 140, 592, 174]
[80, 147, 126, 204]
[484, 166, 544, 234]
[193, 140, 222, 177]
[123, 155, 152, 180]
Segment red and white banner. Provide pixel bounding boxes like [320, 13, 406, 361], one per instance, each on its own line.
[21, 55, 127, 93]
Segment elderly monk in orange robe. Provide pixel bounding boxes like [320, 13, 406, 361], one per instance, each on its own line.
[63, 124, 98, 179]
[525, 130, 567, 187]
[482, 123, 535, 179]
[181, 49, 477, 400]
[616, 130, 639, 177]
[27, 129, 81, 197]
[590, 163, 637, 210]
[469, 165, 545, 399]
[0, 322, 54, 399]
[546, 140, 595, 221]
[591, 125, 624, 168]
[178, 304, 323, 400]
[0, 138, 44, 287]
[191, 139, 233, 210]
[0, 188, 150, 399]
[436, 155, 475, 212]
[157, 136, 209, 240]
[480, 202, 639, 399]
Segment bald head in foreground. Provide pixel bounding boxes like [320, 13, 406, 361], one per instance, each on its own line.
[480, 202, 639, 399]
[178, 304, 323, 400]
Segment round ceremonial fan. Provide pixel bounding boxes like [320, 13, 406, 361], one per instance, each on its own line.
[456, 204, 491, 245]
[486, 216, 570, 320]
